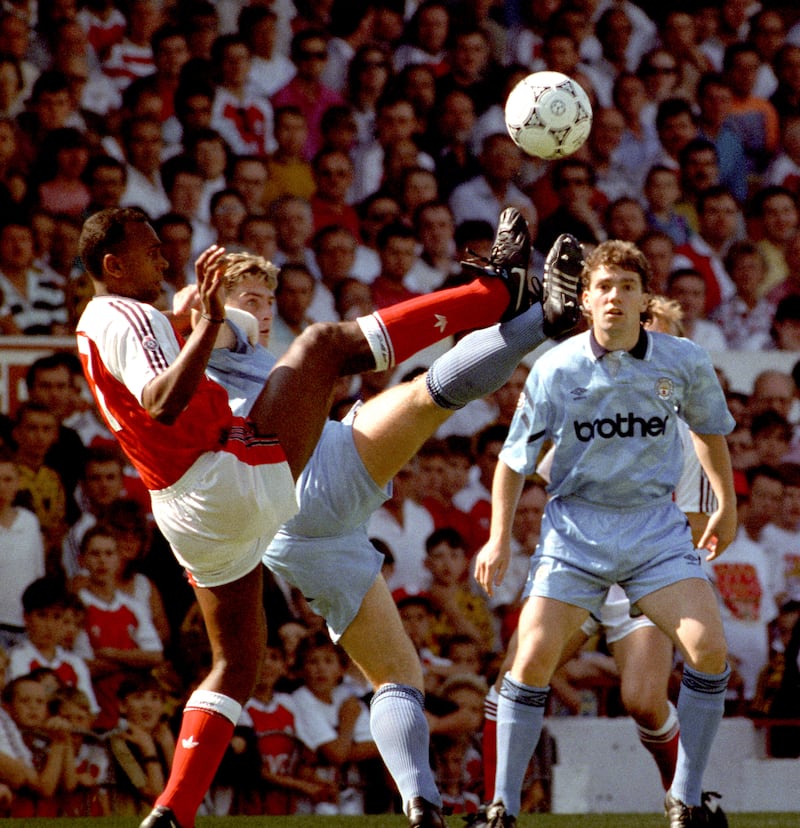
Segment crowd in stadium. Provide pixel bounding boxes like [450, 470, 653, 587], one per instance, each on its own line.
[0, 0, 798, 819]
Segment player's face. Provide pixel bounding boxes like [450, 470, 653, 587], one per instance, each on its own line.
[583, 265, 649, 343]
[108, 221, 168, 303]
[225, 275, 275, 348]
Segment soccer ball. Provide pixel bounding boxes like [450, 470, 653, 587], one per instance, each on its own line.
[504, 71, 593, 160]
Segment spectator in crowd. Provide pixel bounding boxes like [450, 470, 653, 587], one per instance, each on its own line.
[107, 673, 174, 817]
[240, 215, 278, 262]
[449, 132, 534, 231]
[666, 268, 728, 352]
[270, 194, 317, 273]
[639, 229, 677, 296]
[344, 43, 393, 150]
[422, 527, 495, 653]
[604, 196, 648, 244]
[0, 219, 68, 335]
[643, 166, 692, 246]
[770, 295, 800, 351]
[48, 684, 111, 816]
[271, 29, 344, 163]
[765, 115, 800, 198]
[436, 25, 502, 119]
[674, 185, 741, 314]
[705, 464, 783, 714]
[238, 5, 295, 100]
[152, 213, 194, 307]
[228, 155, 269, 219]
[207, 188, 247, 250]
[209, 34, 275, 160]
[145, 24, 189, 125]
[0, 446, 45, 649]
[309, 224, 360, 323]
[101, 0, 159, 93]
[710, 239, 775, 350]
[397, 594, 453, 695]
[723, 41, 781, 184]
[404, 201, 459, 295]
[750, 185, 800, 297]
[370, 221, 421, 311]
[611, 71, 660, 193]
[1, 673, 76, 816]
[674, 138, 723, 234]
[585, 106, 639, 204]
[269, 263, 315, 360]
[769, 43, 800, 125]
[289, 630, 378, 815]
[431, 733, 481, 816]
[695, 73, 749, 204]
[83, 154, 127, 215]
[118, 115, 169, 218]
[262, 106, 314, 207]
[11, 401, 67, 569]
[309, 148, 359, 237]
[534, 158, 605, 255]
[8, 575, 98, 710]
[70, 525, 163, 731]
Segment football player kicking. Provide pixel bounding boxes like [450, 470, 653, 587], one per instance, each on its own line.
[76, 205, 581, 828]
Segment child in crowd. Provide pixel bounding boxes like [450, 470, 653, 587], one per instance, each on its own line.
[423, 528, 497, 653]
[290, 631, 378, 815]
[48, 685, 111, 816]
[107, 674, 174, 817]
[239, 642, 318, 815]
[397, 594, 454, 695]
[70, 525, 163, 731]
[8, 577, 98, 716]
[431, 733, 481, 816]
[1, 673, 75, 816]
[644, 164, 693, 245]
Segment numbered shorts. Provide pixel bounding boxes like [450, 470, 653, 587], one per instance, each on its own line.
[151, 448, 297, 588]
[264, 415, 391, 640]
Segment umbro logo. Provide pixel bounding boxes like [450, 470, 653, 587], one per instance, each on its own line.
[570, 387, 588, 399]
[181, 735, 200, 749]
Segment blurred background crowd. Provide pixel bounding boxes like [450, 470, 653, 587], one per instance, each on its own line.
[0, 0, 799, 819]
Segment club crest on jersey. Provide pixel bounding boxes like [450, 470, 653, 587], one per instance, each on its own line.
[142, 336, 159, 351]
[655, 377, 674, 401]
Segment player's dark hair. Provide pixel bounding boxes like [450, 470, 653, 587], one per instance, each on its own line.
[79, 207, 150, 280]
[584, 239, 652, 294]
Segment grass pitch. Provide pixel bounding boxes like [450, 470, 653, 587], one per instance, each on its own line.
[6, 814, 798, 828]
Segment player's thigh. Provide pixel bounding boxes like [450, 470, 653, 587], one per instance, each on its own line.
[352, 375, 450, 488]
[637, 577, 727, 673]
[250, 322, 365, 476]
[339, 575, 423, 691]
[512, 596, 588, 686]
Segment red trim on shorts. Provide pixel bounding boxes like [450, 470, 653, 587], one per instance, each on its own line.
[220, 423, 288, 466]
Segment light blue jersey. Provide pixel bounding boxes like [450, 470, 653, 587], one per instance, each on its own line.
[504, 328, 735, 615]
[501, 329, 735, 507]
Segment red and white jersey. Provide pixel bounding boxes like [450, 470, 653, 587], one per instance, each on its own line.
[241, 693, 302, 815]
[76, 295, 238, 491]
[8, 641, 99, 713]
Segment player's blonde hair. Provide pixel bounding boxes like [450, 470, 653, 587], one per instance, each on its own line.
[647, 295, 685, 337]
[219, 252, 279, 293]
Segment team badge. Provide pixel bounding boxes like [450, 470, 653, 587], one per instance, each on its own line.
[655, 377, 674, 400]
[142, 337, 159, 351]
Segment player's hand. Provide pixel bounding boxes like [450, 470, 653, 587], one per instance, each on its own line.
[474, 539, 510, 596]
[698, 503, 737, 560]
[172, 284, 200, 319]
[195, 244, 227, 319]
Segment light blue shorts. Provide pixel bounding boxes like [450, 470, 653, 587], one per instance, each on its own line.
[263, 412, 390, 639]
[522, 495, 709, 617]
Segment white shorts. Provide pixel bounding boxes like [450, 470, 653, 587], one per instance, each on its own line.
[580, 584, 655, 643]
[151, 448, 298, 588]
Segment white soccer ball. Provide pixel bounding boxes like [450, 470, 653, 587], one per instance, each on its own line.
[504, 70, 593, 160]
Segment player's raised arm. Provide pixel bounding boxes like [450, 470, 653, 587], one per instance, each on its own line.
[474, 460, 525, 596]
[142, 245, 228, 424]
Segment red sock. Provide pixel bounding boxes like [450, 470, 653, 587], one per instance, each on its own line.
[157, 704, 236, 827]
[482, 715, 497, 802]
[639, 726, 680, 790]
[375, 277, 509, 366]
